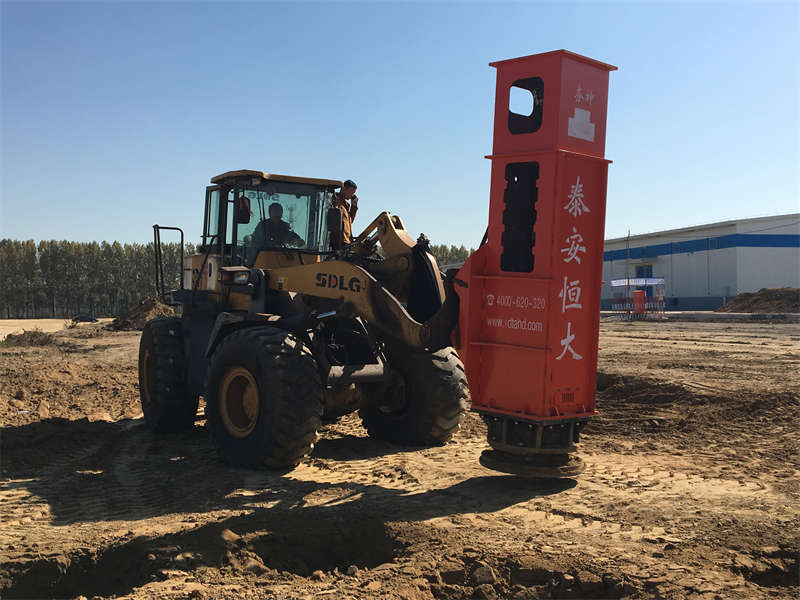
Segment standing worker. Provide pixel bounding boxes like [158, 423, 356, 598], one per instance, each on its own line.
[332, 179, 359, 244]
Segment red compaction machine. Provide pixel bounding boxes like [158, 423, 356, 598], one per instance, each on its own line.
[454, 50, 616, 477]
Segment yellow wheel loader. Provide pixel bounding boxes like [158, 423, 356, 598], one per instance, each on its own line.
[141, 170, 468, 468]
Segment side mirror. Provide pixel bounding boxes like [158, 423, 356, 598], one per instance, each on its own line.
[327, 207, 343, 249]
[235, 197, 252, 224]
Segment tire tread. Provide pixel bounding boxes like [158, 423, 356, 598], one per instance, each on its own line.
[205, 326, 323, 469]
[359, 346, 470, 446]
[138, 316, 198, 433]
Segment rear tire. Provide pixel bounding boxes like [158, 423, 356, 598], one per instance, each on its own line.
[205, 327, 323, 468]
[138, 317, 198, 432]
[359, 345, 469, 445]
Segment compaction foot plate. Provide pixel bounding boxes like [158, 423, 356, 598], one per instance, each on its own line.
[479, 450, 585, 478]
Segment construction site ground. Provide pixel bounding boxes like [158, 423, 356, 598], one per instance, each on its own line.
[1, 319, 798, 599]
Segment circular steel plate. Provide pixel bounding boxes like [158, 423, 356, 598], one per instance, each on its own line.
[479, 450, 585, 478]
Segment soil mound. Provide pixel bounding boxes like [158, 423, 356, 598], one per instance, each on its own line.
[716, 287, 799, 313]
[110, 297, 176, 330]
[1, 329, 56, 347]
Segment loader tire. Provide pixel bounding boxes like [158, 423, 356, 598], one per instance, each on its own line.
[205, 326, 323, 468]
[139, 317, 198, 432]
[359, 346, 469, 445]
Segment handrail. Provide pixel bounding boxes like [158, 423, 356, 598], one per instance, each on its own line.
[152, 225, 185, 302]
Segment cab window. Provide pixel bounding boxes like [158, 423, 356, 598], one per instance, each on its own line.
[233, 184, 332, 265]
[203, 187, 220, 245]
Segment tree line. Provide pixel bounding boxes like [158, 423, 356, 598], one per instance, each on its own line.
[0, 239, 192, 319]
[428, 244, 474, 267]
[0, 239, 475, 319]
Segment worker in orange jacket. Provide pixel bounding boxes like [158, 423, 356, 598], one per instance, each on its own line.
[331, 179, 359, 244]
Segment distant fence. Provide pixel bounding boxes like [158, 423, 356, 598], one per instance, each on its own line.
[611, 296, 666, 320]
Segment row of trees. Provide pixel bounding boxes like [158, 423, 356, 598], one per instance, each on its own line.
[0, 240, 191, 319]
[0, 239, 476, 319]
[429, 244, 475, 267]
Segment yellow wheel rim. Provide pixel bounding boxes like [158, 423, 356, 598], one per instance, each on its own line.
[141, 348, 152, 407]
[219, 366, 259, 438]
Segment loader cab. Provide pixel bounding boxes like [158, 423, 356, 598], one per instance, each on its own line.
[203, 171, 343, 266]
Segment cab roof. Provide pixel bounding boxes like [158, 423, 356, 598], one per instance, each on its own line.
[211, 170, 342, 188]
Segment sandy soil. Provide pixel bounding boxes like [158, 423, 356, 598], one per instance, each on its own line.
[716, 288, 799, 313]
[0, 320, 798, 599]
[0, 319, 113, 342]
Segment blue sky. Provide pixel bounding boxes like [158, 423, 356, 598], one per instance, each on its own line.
[2, 1, 798, 247]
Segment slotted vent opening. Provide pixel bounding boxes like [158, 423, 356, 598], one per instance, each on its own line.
[500, 161, 538, 273]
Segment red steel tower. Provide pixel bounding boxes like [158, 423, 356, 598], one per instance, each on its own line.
[454, 50, 617, 477]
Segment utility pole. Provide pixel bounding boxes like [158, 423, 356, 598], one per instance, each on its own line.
[625, 229, 630, 313]
[706, 237, 711, 297]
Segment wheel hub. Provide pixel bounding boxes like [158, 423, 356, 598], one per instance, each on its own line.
[219, 366, 259, 438]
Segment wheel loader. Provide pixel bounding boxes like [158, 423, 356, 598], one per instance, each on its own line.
[141, 170, 469, 467]
[141, 50, 616, 477]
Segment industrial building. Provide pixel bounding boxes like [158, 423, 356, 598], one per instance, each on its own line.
[601, 213, 800, 310]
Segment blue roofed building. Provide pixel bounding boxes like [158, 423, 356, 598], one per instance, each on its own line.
[601, 214, 800, 310]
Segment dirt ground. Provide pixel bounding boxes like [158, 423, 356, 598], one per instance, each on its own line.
[0, 319, 113, 342]
[0, 319, 798, 599]
[109, 297, 176, 331]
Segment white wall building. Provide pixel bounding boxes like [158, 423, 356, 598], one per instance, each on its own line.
[602, 214, 800, 310]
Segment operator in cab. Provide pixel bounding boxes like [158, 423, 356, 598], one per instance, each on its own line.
[246, 202, 305, 263]
[331, 179, 359, 244]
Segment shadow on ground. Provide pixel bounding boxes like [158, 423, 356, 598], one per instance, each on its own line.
[4, 431, 573, 599]
[312, 432, 421, 461]
[1, 417, 571, 525]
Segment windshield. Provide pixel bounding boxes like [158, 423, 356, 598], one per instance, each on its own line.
[234, 183, 333, 264]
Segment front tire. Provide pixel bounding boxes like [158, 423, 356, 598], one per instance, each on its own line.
[205, 327, 323, 468]
[359, 345, 469, 445]
[138, 317, 198, 432]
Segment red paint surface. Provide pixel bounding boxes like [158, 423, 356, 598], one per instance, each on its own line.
[455, 50, 616, 421]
